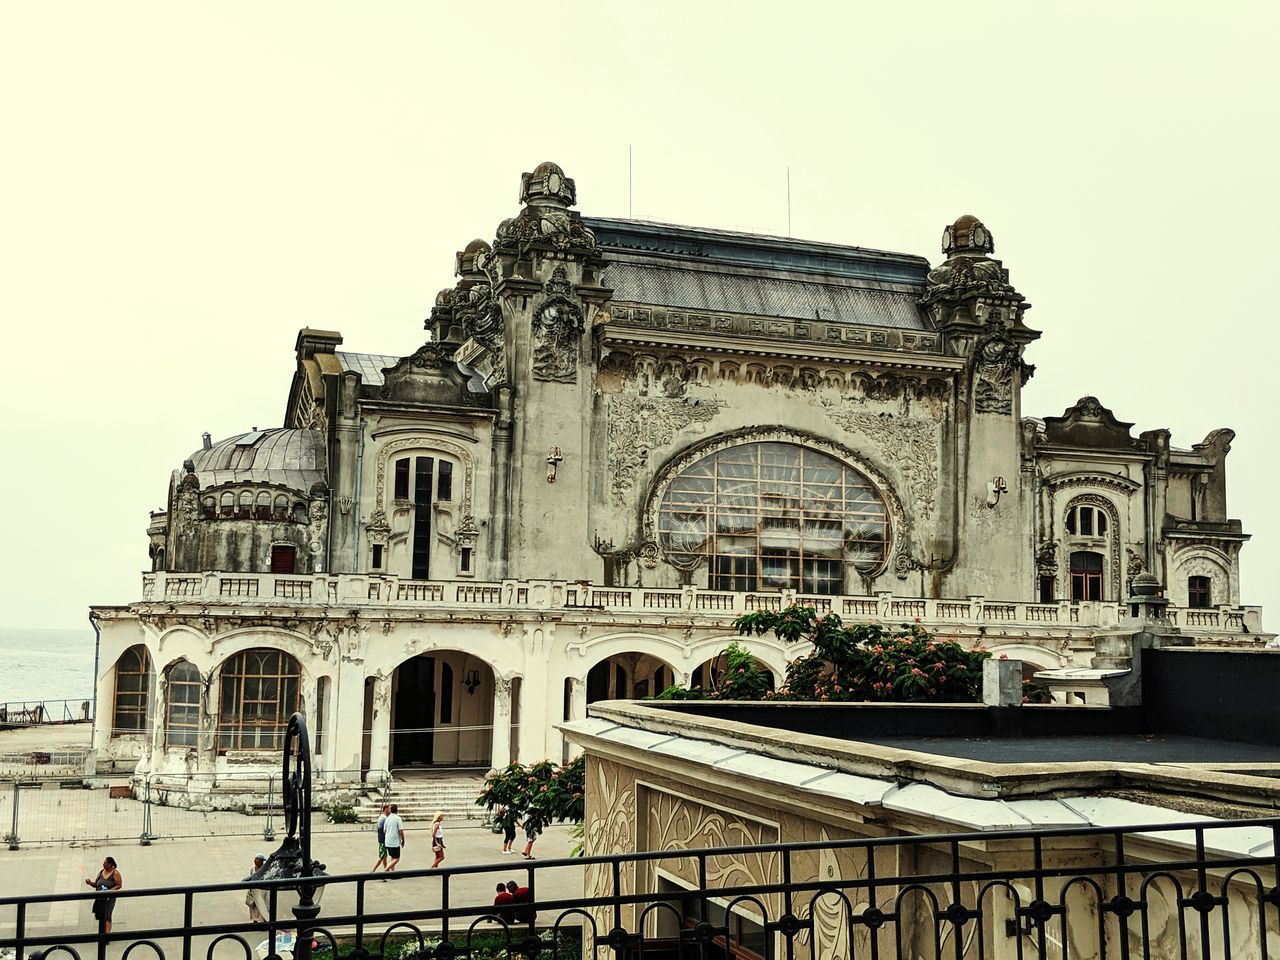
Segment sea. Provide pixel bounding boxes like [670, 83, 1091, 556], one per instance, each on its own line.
[0, 628, 98, 705]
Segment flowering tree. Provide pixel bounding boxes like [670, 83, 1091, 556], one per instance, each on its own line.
[475, 757, 585, 830]
[734, 605, 988, 703]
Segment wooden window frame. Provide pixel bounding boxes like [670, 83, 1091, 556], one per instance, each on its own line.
[1187, 575, 1212, 609]
[112, 645, 151, 735]
[217, 650, 300, 753]
[165, 661, 202, 748]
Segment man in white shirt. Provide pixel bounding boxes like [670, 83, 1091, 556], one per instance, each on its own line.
[383, 804, 405, 872]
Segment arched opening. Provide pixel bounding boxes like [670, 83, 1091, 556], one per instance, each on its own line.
[691, 652, 778, 694]
[656, 440, 890, 593]
[586, 652, 678, 703]
[390, 653, 493, 768]
[1069, 550, 1105, 601]
[164, 660, 201, 748]
[111, 645, 152, 737]
[216, 649, 300, 752]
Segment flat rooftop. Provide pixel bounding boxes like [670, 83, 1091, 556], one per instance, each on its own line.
[856, 733, 1280, 765]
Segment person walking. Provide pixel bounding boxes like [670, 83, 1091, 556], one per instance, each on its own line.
[245, 853, 268, 923]
[85, 856, 122, 933]
[429, 812, 446, 868]
[370, 803, 391, 872]
[498, 806, 521, 855]
[383, 804, 405, 872]
[521, 820, 541, 860]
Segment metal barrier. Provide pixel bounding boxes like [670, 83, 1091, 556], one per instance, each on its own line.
[0, 699, 92, 726]
[0, 817, 1277, 959]
[2, 770, 391, 849]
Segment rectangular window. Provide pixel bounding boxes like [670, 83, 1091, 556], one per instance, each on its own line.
[1038, 575, 1055, 604]
[1070, 552, 1104, 602]
[372, 544, 384, 569]
[1187, 576, 1212, 608]
[393, 458, 411, 500]
[270, 545, 297, 574]
[411, 457, 434, 580]
[437, 460, 453, 502]
[460, 546, 472, 573]
[1079, 509, 1094, 536]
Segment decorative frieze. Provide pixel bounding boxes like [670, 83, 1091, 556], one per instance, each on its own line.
[531, 267, 586, 383]
[821, 405, 942, 522]
[606, 394, 722, 504]
[608, 304, 941, 354]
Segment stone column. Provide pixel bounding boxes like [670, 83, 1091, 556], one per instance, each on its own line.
[564, 676, 588, 760]
[329, 660, 369, 777]
[367, 674, 392, 781]
[490, 676, 513, 770]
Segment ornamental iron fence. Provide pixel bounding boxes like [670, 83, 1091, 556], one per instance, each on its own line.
[0, 817, 1277, 959]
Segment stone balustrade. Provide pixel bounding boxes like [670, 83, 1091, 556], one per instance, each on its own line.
[136, 571, 1266, 636]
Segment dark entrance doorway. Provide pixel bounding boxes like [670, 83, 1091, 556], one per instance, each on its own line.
[392, 656, 436, 766]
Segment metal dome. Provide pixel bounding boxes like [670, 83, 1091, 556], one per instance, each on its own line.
[182, 428, 327, 492]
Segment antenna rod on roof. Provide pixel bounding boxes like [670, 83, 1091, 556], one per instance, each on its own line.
[628, 145, 633, 219]
[786, 165, 792, 238]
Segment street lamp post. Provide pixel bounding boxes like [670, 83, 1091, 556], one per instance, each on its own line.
[248, 712, 325, 960]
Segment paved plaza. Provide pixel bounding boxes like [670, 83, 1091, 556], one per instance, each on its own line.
[0, 823, 583, 955]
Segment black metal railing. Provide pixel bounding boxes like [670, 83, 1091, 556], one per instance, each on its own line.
[2, 817, 1277, 959]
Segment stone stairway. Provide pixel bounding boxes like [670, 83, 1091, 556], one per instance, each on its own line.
[356, 770, 489, 824]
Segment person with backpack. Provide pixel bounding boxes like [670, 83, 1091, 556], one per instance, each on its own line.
[370, 803, 391, 872]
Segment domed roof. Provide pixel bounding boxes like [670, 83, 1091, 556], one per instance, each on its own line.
[942, 215, 994, 256]
[181, 428, 326, 492]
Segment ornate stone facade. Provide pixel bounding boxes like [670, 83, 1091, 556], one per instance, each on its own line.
[91, 164, 1262, 782]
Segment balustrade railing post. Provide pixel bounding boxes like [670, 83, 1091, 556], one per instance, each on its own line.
[7, 779, 19, 850]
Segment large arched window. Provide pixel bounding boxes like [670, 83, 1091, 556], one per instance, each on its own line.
[112, 645, 152, 735]
[217, 649, 300, 752]
[165, 661, 202, 748]
[658, 442, 890, 594]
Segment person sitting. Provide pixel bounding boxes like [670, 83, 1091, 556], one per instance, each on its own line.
[506, 880, 535, 924]
[492, 882, 516, 924]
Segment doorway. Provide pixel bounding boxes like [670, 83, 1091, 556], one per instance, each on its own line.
[392, 656, 437, 766]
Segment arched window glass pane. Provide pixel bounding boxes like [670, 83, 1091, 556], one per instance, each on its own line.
[658, 442, 889, 594]
[217, 649, 300, 752]
[112, 645, 151, 735]
[166, 661, 202, 747]
[273, 495, 289, 520]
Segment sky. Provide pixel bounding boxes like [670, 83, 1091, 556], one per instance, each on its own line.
[1, 2, 1276, 630]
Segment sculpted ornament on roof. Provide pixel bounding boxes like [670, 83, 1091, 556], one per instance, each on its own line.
[531, 267, 586, 383]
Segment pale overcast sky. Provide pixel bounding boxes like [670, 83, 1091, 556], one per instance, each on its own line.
[2, 2, 1276, 629]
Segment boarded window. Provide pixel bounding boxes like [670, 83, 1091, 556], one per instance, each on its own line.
[270, 544, 297, 573]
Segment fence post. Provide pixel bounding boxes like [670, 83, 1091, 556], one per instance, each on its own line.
[7, 780, 19, 850]
[139, 778, 152, 846]
[263, 774, 275, 842]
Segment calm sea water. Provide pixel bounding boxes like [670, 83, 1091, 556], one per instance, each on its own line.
[0, 628, 97, 705]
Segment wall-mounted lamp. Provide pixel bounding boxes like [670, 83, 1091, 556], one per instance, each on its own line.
[464, 669, 482, 695]
[986, 476, 1008, 508]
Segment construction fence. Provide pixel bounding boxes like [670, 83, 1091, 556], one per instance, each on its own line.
[2, 769, 392, 849]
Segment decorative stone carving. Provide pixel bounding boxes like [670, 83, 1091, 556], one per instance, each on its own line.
[174, 472, 200, 537]
[893, 551, 922, 580]
[1036, 540, 1059, 576]
[308, 482, 329, 537]
[637, 541, 660, 569]
[365, 508, 391, 543]
[531, 267, 585, 383]
[606, 395, 722, 504]
[1125, 545, 1146, 587]
[494, 163, 597, 256]
[971, 322, 1020, 415]
[921, 216, 1024, 306]
[822, 407, 940, 522]
[380, 341, 490, 407]
[455, 514, 479, 547]
[1042, 397, 1140, 450]
[455, 282, 506, 388]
